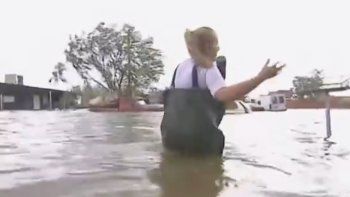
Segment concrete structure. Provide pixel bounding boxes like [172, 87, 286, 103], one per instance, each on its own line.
[5, 74, 23, 85]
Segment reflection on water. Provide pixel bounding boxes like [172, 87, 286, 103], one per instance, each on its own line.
[0, 109, 350, 196]
[149, 153, 231, 197]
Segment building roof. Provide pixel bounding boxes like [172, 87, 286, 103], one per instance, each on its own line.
[0, 82, 67, 94]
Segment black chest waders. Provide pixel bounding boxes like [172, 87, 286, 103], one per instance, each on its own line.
[160, 65, 226, 155]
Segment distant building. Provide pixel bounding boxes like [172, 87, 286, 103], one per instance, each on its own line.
[0, 74, 72, 110]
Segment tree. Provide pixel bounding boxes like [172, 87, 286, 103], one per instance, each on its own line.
[63, 22, 164, 98]
[49, 62, 67, 83]
[293, 69, 324, 99]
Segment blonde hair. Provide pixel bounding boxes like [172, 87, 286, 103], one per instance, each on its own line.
[184, 27, 219, 67]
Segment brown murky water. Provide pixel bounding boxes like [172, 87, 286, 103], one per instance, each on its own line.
[0, 109, 349, 196]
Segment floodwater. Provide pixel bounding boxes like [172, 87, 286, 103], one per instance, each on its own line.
[0, 109, 349, 197]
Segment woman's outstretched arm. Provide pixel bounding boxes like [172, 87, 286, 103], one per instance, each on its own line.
[215, 59, 285, 102]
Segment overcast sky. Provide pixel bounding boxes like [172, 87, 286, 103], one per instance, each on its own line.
[1, 0, 350, 96]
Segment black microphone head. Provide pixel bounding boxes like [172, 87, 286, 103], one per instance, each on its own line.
[216, 56, 226, 79]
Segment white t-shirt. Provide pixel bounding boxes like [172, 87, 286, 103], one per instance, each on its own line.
[174, 58, 226, 96]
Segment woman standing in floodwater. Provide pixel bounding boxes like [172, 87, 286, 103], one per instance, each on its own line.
[161, 27, 285, 155]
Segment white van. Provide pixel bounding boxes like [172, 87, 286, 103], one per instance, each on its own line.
[258, 93, 287, 111]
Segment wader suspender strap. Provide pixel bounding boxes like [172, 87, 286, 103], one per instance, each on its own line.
[170, 65, 199, 88]
[192, 66, 199, 88]
[170, 66, 178, 88]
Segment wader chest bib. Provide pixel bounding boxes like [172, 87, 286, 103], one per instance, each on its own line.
[161, 65, 226, 155]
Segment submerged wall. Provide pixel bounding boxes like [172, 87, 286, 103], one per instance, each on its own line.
[287, 97, 350, 109]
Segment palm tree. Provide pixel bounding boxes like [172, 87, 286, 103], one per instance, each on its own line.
[49, 62, 67, 83]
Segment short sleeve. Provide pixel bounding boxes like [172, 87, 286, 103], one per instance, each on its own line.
[206, 66, 226, 96]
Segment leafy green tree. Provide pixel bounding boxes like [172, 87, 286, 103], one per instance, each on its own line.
[293, 69, 324, 99]
[63, 22, 164, 98]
